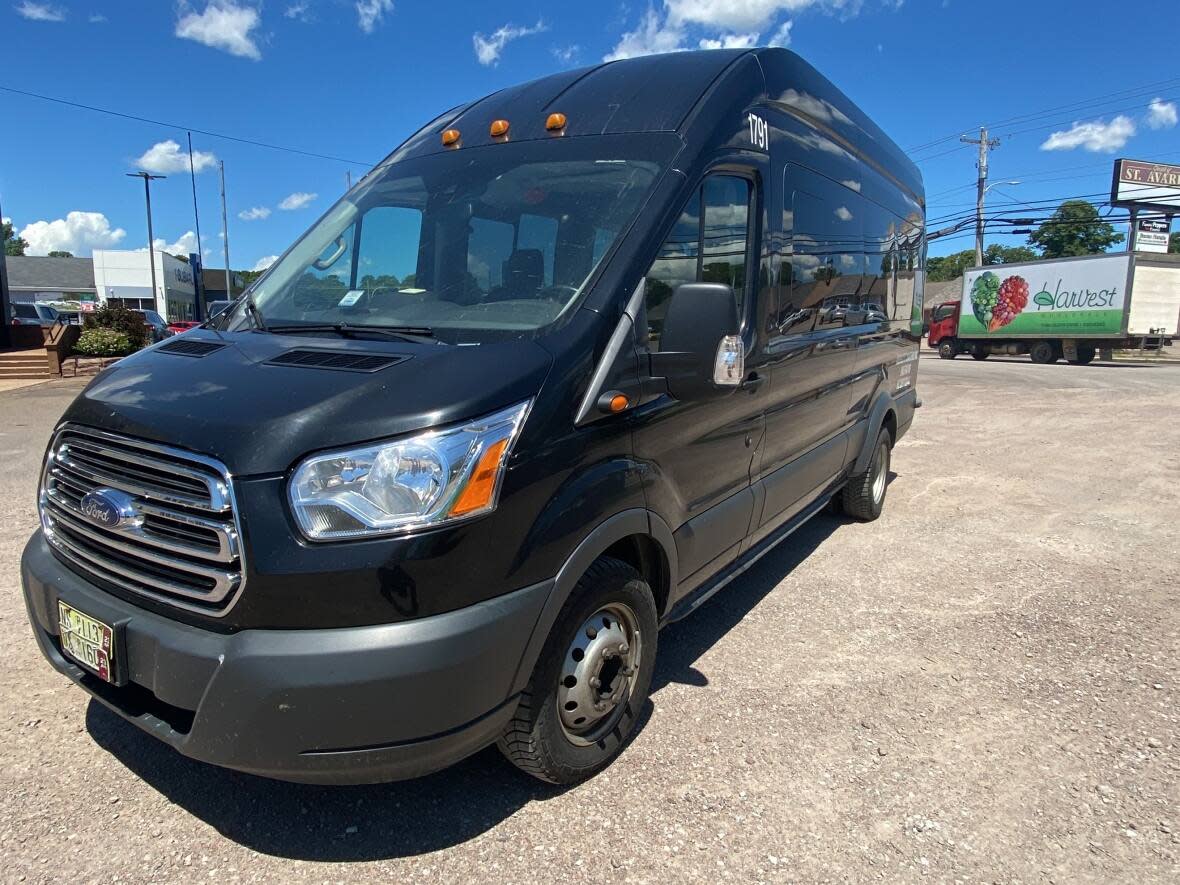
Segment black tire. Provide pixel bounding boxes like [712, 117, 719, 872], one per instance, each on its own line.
[842, 428, 892, 521]
[970, 344, 989, 361]
[938, 340, 956, 360]
[1067, 345, 1096, 365]
[1029, 340, 1057, 364]
[497, 557, 658, 784]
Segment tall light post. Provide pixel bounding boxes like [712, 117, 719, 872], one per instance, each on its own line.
[126, 171, 165, 310]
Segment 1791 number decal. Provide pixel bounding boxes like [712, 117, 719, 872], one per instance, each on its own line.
[747, 113, 768, 150]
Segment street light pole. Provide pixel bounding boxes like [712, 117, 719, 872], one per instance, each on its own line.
[126, 171, 165, 311]
[219, 161, 232, 299]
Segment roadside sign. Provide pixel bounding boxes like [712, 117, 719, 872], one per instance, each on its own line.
[1135, 217, 1170, 254]
[1111, 158, 1180, 212]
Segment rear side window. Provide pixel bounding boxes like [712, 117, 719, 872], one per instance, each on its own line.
[643, 175, 752, 349]
[14, 303, 37, 319]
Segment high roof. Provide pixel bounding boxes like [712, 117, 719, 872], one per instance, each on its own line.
[6, 256, 96, 291]
[384, 48, 920, 202]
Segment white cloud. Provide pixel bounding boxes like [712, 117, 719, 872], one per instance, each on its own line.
[767, 20, 792, 46]
[285, 1, 310, 21]
[551, 44, 579, 63]
[473, 20, 547, 66]
[89, 13, 106, 23]
[355, 0, 393, 33]
[238, 206, 271, 221]
[175, 2, 262, 60]
[19, 212, 126, 256]
[279, 191, 317, 210]
[1147, 98, 1178, 130]
[134, 140, 218, 175]
[834, 206, 853, 221]
[153, 231, 200, 257]
[604, 8, 687, 61]
[605, 2, 814, 60]
[1040, 115, 1136, 153]
[252, 255, 279, 272]
[699, 32, 759, 49]
[15, 2, 64, 21]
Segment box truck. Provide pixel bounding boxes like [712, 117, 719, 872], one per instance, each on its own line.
[928, 253, 1180, 364]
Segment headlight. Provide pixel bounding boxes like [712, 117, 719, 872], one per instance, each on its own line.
[289, 400, 531, 540]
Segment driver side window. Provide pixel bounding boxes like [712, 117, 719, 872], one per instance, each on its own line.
[288, 224, 356, 312]
[643, 175, 752, 350]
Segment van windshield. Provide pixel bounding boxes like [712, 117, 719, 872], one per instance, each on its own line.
[236, 138, 670, 343]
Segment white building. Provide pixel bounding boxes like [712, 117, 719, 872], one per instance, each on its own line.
[91, 250, 199, 321]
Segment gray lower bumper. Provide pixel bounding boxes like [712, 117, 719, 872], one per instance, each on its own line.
[22, 531, 553, 784]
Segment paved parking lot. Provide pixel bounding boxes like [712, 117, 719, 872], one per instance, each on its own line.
[2, 355, 1178, 883]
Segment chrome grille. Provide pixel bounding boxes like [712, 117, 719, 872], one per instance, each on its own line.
[39, 425, 245, 616]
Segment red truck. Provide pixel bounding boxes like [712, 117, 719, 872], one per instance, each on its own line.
[927, 253, 1180, 364]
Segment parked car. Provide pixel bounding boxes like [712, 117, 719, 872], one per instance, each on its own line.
[134, 309, 173, 343]
[22, 48, 923, 787]
[167, 321, 201, 335]
[9, 302, 60, 326]
[205, 300, 234, 320]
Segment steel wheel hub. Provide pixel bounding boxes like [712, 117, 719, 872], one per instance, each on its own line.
[871, 441, 889, 502]
[557, 602, 642, 746]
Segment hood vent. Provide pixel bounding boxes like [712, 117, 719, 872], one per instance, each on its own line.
[158, 339, 228, 357]
[266, 349, 406, 373]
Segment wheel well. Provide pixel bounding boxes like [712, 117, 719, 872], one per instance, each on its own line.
[882, 409, 897, 445]
[601, 534, 670, 617]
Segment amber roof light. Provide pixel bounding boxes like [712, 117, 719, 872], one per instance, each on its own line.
[490, 119, 510, 137]
[441, 128, 461, 147]
[546, 112, 567, 132]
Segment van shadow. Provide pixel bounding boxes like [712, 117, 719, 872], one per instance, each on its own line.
[86, 512, 846, 862]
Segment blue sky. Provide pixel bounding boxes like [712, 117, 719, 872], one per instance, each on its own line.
[1, 0, 1177, 271]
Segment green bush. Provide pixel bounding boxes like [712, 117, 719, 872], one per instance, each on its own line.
[74, 328, 132, 358]
[83, 303, 147, 350]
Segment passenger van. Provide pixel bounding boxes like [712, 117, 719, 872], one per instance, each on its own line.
[23, 48, 923, 785]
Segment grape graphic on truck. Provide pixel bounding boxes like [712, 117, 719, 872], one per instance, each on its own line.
[959, 254, 1130, 337]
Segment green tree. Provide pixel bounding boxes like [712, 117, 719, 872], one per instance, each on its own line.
[238, 269, 264, 287]
[1169, 231, 1180, 254]
[1028, 200, 1123, 258]
[926, 244, 1038, 282]
[47, 250, 74, 258]
[3, 219, 27, 256]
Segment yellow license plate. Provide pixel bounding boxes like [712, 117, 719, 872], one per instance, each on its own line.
[57, 601, 115, 683]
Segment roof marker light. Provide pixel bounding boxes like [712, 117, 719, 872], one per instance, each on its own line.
[490, 119, 510, 138]
[441, 129, 461, 147]
[546, 112, 567, 132]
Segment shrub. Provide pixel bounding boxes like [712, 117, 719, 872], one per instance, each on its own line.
[74, 328, 132, 358]
[83, 303, 147, 350]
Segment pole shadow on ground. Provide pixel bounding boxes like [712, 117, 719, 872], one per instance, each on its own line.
[86, 511, 844, 862]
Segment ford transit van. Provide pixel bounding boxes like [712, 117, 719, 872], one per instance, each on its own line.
[23, 48, 923, 785]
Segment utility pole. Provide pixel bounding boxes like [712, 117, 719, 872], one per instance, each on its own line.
[218, 160, 232, 298]
[960, 126, 1001, 267]
[186, 133, 204, 260]
[126, 171, 165, 311]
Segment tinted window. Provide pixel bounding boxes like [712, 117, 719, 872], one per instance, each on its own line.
[357, 205, 423, 292]
[644, 176, 752, 348]
[14, 303, 37, 319]
[789, 173, 865, 331]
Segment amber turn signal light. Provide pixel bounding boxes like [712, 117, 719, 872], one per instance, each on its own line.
[441, 128, 461, 147]
[608, 394, 629, 413]
[449, 439, 509, 517]
[545, 112, 567, 132]
[490, 119, 510, 137]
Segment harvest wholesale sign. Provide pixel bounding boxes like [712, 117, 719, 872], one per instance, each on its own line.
[1111, 159, 1180, 211]
[959, 255, 1131, 337]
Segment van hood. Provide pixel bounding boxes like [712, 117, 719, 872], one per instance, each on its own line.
[61, 331, 553, 476]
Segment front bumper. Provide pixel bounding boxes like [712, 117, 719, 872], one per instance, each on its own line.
[22, 531, 553, 784]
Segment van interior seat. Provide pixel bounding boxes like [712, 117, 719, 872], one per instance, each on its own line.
[491, 249, 544, 301]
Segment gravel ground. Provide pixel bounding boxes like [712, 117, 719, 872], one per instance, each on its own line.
[1, 355, 1178, 883]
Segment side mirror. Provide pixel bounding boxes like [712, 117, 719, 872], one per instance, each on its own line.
[650, 282, 744, 401]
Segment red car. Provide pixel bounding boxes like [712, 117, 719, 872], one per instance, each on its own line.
[167, 320, 201, 335]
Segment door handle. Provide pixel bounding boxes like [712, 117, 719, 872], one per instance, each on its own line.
[740, 372, 765, 392]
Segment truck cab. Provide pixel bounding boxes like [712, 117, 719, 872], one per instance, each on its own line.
[23, 48, 923, 786]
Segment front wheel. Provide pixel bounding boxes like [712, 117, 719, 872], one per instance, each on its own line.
[938, 340, 957, 360]
[498, 557, 658, 784]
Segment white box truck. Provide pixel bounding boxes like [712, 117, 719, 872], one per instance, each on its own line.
[928, 253, 1180, 364]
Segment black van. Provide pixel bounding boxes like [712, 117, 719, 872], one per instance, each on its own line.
[22, 48, 923, 785]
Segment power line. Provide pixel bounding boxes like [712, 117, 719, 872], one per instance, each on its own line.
[0, 84, 377, 167]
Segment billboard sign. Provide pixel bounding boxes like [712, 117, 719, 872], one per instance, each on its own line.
[1111, 158, 1180, 211]
[1135, 216, 1170, 254]
[960, 254, 1131, 337]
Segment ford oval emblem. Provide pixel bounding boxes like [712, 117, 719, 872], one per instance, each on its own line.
[79, 488, 139, 530]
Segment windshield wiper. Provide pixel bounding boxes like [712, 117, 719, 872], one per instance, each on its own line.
[245, 296, 267, 332]
[265, 323, 437, 343]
